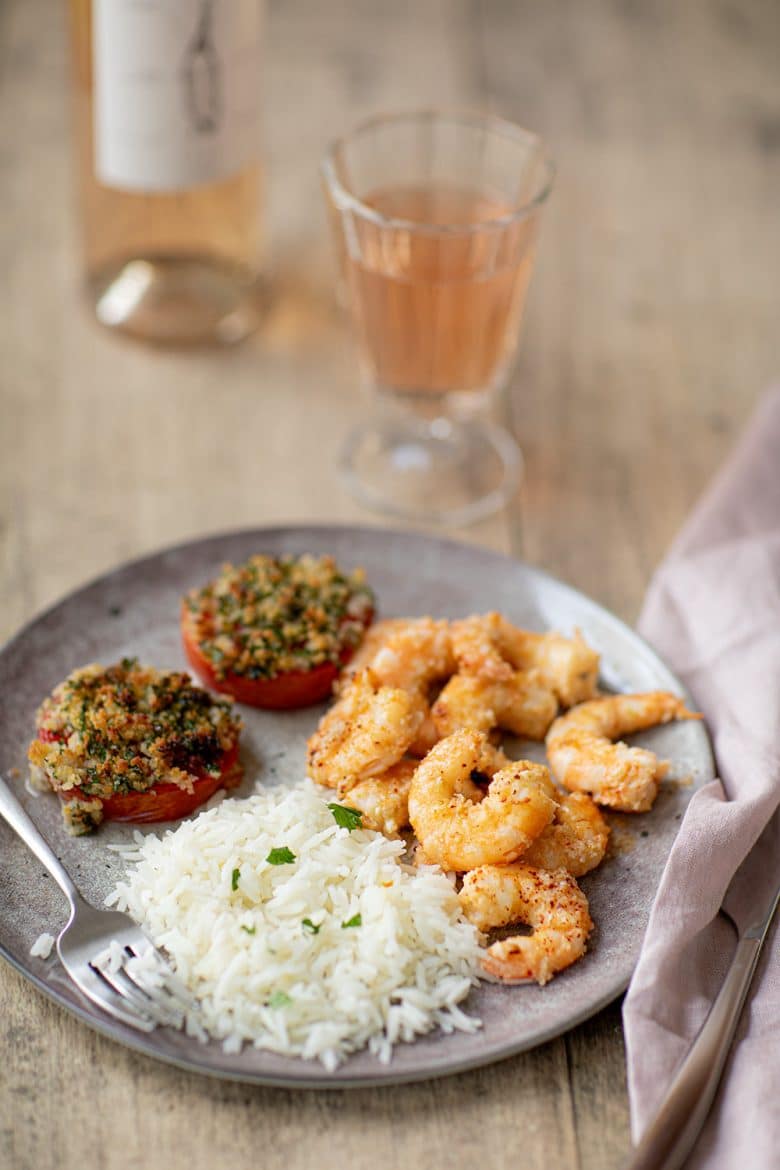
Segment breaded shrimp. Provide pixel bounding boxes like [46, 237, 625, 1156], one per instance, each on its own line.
[408, 729, 556, 872]
[545, 691, 701, 812]
[343, 617, 455, 757]
[341, 758, 418, 837]
[368, 617, 455, 693]
[451, 613, 600, 707]
[405, 709, 441, 759]
[459, 864, 593, 985]
[340, 619, 410, 682]
[412, 842, 440, 869]
[306, 669, 424, 791]
[431, 670, 558, 741]
[522, 792, 609, 877]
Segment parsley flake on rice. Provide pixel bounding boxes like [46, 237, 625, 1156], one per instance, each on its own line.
[107, 782, 482, 1069]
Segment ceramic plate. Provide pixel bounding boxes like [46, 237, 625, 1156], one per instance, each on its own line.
[0, 526, 714, 1087]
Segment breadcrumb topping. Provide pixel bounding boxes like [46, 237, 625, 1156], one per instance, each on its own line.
[184, 554, 374, 680]
[28, 659, 241, 833]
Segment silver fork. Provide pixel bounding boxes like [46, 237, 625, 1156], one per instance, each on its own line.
[0, 775, 192, 1033]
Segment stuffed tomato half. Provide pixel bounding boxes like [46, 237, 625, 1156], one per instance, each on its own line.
[181, 553, 374, 709]
[28, 658, 243, 834]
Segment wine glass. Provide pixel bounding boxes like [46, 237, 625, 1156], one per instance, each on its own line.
[321, 110, 554, 526]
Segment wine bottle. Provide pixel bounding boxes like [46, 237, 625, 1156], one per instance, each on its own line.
[70, 0, 264, 345]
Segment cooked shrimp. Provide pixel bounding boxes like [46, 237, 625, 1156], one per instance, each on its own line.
[412, 842, 439, 868]
[450, 613, 514, 682]
[449, 613, 515, 682]
[451, 613, 600, 707]
[545, 691, 701, 812]
[306, 669, 424, 790]
[408, 729, 556, 872]
[368, 617, 455, 693]
[522, 792, 609, 876]
[340, 619, 410, 682]
[406, 708, 440, 759]
[343, 617, 454, 757]
[459, 864, 592, 985]
[521, 630, 600, 707]
[431, 670, 558, 741]
[342, 758, 417, 837]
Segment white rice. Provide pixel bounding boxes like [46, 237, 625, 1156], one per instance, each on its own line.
[30, 932, 55, 959]
[107, 781, 482, 1069]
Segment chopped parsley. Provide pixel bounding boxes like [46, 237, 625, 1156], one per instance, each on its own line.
[302, 918, 320, 935]
[231, 867, 241, 891]
[341, 913, 362, 929]
[267, 990, 292, 1009]
[27, 659, 242, 835]
[266, 846, 296, 865]
[328, 803, 363, 831]
[240, 924, 256, 935]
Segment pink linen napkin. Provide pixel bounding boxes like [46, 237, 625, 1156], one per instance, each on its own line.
[623, 386, 780, 1168]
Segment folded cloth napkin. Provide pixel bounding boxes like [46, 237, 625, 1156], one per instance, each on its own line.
[623, 386, 780, 1168]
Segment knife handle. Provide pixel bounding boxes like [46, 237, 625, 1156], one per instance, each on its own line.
[623, 932, 763, 1170]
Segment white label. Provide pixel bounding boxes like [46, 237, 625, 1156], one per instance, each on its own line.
[93, 0, 262, 192]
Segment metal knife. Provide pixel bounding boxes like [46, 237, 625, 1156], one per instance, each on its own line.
[623, 815, 780, 1170]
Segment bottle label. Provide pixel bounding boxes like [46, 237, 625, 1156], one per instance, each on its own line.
[93, 0, 261, 192]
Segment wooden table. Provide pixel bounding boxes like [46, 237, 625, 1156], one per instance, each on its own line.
[1, 2, 777, 1167]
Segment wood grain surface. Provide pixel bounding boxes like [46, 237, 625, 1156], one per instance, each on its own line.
[1, 1, 778, 1168]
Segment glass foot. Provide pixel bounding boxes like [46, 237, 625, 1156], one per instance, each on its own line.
[340, 416, 522, 527]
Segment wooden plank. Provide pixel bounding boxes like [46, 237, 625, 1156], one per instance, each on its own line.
[1, 1, 778, 1168]
[0, 0, 514, 641]
[473, 1, 779, 1164]
[566, 1001, 631, 1169]
[1, 961, 581, 1170]
[477, 0, 780, 618]
[5, 958, 622, 1170]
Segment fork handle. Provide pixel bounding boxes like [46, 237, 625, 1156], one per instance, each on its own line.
[623, 931, 766, 1170]
[0, 775, 79, 909]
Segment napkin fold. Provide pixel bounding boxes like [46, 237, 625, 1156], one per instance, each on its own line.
[623, 386, 780, 1168]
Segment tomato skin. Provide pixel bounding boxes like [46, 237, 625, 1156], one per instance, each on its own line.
[99, 768, 229, 823]
[44, 740, 242, 826]
[180, 602, 372, 710]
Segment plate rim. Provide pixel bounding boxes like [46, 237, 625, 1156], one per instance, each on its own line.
[1, 942, 635, 1089]
[0, 522, 715, 1088]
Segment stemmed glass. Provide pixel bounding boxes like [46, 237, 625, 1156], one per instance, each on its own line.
[322, 110, 554, 527]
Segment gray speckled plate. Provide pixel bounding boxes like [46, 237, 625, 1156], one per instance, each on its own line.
[0, 525, 714, 1088]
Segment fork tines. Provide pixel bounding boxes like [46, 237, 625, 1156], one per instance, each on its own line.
[90, 941, 192, 1031]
